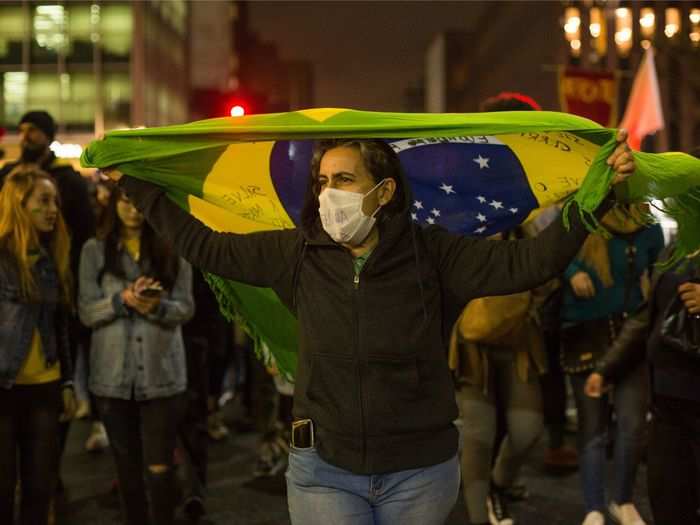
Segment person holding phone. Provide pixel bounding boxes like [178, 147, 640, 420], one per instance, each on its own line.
[78, 185, 193, 525]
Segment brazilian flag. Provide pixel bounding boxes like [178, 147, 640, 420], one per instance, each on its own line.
[82, 108, 700, 379]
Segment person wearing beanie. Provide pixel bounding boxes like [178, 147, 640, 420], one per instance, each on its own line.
[18, 111, 56, 164]
[0, 110, 95, 501]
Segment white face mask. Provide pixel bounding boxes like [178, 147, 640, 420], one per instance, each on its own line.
[318, 180, 385, 245]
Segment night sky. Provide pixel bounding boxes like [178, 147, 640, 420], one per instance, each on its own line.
[247, 1, 493, 110]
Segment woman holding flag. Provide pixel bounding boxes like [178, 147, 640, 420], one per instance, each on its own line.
[103, 131, 634, 525]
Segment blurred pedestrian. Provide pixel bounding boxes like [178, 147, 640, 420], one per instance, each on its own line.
[178, 268, 231, 522]
[0, 168, 76, 525]
[73, 176, 111, 451]
[560, 205, 663, 525]
[584, 147, 700, 525]
[451, 227, 548, 525]
[78, 185, 193, 525]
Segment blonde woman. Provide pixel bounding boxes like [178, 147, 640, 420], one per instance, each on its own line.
[0, 169, 76, 525]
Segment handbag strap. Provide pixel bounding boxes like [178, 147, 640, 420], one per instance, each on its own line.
[608, 236, 639, 341]
[622, 237, 638, 317]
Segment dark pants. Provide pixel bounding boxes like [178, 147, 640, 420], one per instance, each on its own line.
[570, 364, 647, 512]
[540, 328, 568, 448]
[0, 382, 61, 525]
[96, 394, 183, 525]
[179, 336, 210, 501]
[647, 395, 700, 524]
[58, 319, 88, 472]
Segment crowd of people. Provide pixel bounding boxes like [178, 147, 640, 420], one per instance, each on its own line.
[0, 105, 697, 525]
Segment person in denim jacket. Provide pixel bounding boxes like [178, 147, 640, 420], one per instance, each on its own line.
[0, 168, 75, 525]
[79, 184, 193, 525]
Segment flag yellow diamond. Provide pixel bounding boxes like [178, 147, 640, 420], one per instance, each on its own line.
[297, 108, 346, 123]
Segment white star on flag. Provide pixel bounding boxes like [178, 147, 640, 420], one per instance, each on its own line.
[439, 183, 455, 195]
[509, 207, 518, 214]
[413, 200, 423, 210]
[473, 155, 490, 169]
[489, 200, 504, 210]
[474, 226, 487, 234]
[477, 195, 487, 203]
[411, 212, 418, 221]
[426, 217, 435, 225]
[476, 213, 487, 222]
[430, 208, 441, 217]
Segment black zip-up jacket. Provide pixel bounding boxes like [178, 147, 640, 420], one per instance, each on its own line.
[119, 175, 609, 474]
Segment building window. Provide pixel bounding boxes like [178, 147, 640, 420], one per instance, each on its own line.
[2, 72, 29, 125]
[103, 73, 131, 129]
[65, 3, 96, 64]
[101, 3, 132, 61]
[0, 6, 26, 65]
[32, 4, 68, 62]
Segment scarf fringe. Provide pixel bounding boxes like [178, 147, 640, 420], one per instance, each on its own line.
[564, 137, 700, 269]
[203, 272, 297, 382]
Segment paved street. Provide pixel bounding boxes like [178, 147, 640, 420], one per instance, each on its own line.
[55, 410, 654, 525]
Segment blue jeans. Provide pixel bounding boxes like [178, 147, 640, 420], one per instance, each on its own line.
[570, 364, 647, 513]
[286, 446, 460, 525]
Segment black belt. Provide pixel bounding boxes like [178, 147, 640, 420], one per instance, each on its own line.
[291, 419, 315, 448]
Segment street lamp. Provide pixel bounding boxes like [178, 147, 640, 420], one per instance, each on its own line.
[589, 6, 607, 57]
[639, 6, 655, 49]
[615, 7, 633, 57]
[690, 8, 700, 46]
[564, 6, 582, 57]
[664, 7, 681, 38]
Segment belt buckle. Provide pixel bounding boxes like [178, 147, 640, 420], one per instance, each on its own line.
[291, 418, 314, 448]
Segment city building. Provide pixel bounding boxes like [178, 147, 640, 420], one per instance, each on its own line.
[0, 0, 190, 163]
[425, 1, 700, 152]
[189, 1, 314, 120]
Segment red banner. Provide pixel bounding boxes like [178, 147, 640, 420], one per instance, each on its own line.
[559, 68, 619, 127]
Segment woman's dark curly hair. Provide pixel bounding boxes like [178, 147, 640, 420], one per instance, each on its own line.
[300, 139, 407, 231]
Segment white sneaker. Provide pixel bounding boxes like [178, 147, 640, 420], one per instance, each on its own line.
[582, 511, 605, 525]
[487, 487, 515, 525]
[609, 502, 646, 525]
[85, 421, 109, 452]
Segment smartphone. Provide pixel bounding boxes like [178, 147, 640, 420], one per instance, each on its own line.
[139, 285, 163, 297]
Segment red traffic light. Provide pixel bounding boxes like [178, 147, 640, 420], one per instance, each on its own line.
[230, 105, 246, 117]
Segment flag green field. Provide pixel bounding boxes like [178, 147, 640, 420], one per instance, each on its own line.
[82, 108, 700, 379]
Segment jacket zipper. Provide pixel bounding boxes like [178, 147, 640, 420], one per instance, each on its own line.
[352, 261, 367, 469]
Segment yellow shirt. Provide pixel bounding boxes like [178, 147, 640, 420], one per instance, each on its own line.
[15, 330, 61, 384]
[15, 252, 61, 385]
[123, 237, 140, 262]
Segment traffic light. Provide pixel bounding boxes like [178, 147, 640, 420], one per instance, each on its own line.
[191, 89, 266, 119]
[230, 104, 246, 117]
